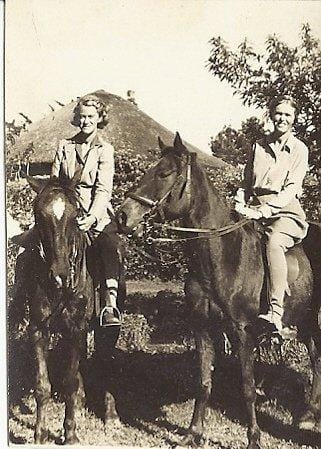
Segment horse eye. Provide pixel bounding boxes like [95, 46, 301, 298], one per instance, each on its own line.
[157, 169, 174, 178]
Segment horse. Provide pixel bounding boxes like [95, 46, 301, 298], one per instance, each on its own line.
[19, 174, 123, 444]
[116, 132, 321, 449]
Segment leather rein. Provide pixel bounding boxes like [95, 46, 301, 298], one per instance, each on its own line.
[126, 153, 251, 244]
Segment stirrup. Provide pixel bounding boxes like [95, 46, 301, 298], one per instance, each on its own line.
[99, 306, 122, 327]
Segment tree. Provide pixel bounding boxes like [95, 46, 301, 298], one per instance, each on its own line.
[210, 116, 265, 166]
[6, 116, 32, 180]
[208, 24, 321, 179]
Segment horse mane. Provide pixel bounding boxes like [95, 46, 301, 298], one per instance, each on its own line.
[188, 155, 236, 227]
[160, 145, 257, 240]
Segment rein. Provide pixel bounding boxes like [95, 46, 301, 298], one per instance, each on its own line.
[126, 153, 251, 243]
[147, 218, 251, 243]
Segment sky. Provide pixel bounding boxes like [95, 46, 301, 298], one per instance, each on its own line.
[5, 0, 321, 154]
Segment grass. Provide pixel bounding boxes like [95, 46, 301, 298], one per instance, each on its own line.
[8, 280, 321, 449]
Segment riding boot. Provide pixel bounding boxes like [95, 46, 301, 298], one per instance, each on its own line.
[258, 230, 294, 333]
[259, 300, 283, 332]
[99, 279, 121, 327]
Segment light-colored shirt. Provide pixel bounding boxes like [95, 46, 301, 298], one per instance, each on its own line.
[51, 132, 115, 232]
[244, 133, 309, 213]
[240, 132, 309, 240]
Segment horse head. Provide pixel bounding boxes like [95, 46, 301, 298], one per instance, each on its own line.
[28, 173, 83, 289]
[117, 132, 196, 237]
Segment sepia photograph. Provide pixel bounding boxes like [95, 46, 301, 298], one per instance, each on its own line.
[5, 0, 321, 447]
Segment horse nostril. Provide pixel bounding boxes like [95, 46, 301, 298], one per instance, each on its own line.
[50, 270, 65, 289]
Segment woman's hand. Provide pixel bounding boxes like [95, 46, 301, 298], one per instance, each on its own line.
[235, 202, 263, 220]
[241, 206, 263, 220]
[234, 188, 246, 205]
[77, 214, 97, 232]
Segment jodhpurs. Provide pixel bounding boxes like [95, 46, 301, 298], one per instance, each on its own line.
[92, 220, 121, 307]
[265, 231, 295, 308]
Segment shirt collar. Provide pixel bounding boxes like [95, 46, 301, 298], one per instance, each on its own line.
[73, 131, 101, 147]
[263, 132, 295, 158]
[282, 133, 296, 153]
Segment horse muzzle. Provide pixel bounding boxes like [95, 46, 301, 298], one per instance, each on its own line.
[49, 268, 69, 289]
[53, 274, 64, 289]
[116, 210, 145, 240]
[115, 208, 144, 236]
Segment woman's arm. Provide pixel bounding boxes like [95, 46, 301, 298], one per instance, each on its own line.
[88, 143, 115, 222]
[51, 140, 65, 177]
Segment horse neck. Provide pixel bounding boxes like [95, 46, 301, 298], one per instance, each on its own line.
[185, 163, 233, 229]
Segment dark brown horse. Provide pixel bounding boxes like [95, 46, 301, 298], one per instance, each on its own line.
[117, 133, 321, 449]
[22, 175, 121, 444]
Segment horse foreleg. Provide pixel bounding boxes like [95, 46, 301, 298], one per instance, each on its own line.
[61, 335, 82, 444]
[182, 328, 215, 446]
[299, 333, 321, 431]
[32, 328, 51, 444]
[238, 331, 261, 449]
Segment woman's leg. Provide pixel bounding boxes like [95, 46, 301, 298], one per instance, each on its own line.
[94, 221, 122, 326]
[260, 231, 295, 330]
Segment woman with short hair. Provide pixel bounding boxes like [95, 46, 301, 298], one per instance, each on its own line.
[51, 94, 122, 327]
[235, 95, 309, 332]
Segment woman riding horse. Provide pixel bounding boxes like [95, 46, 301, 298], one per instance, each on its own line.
[116, 131, 321, 449]
[51, 94, 122, 327]
[234, 95, 309, 333]
[13, 95, 122, 328]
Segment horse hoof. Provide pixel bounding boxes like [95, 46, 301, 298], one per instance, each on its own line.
[246, 442, 262, 449]
[105, 416, 121, 426]
[104, 391, 119, 422]
[174, 433, 204, 448]
[64, 435, 80, 445]
[34, 429, 49, 444]
[298, 410, 316, 431]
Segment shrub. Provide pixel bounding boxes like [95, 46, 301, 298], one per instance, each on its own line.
[5, 150, 246, 283]
[12, 145, 321, 281]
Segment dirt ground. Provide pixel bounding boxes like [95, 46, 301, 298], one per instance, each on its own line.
[8, 279, 321, 448]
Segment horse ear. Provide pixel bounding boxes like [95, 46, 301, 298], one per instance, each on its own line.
[158, 136, 166, 150]
[173, 132, 186, 154]
[26, 175, 48, 193]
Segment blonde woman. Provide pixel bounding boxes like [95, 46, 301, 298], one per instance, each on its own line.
[51, 95, 122, 327]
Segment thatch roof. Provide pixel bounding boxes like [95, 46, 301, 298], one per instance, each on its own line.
[9, 90, 226, 168]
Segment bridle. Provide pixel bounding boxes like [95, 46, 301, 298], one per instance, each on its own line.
[127, 152, 193, 222]
[37, 235, 79, 290]
[125, 152, 250, 243]
[36, 192, 88, 291]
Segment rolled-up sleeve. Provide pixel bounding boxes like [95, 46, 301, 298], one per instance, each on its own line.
[89, 143, 115, 221]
